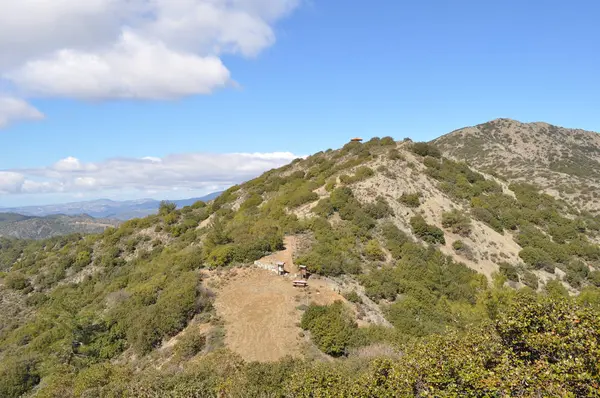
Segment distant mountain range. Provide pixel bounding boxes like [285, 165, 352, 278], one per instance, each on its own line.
[0, 192, 222, 221]
[0, 213, 120, 240]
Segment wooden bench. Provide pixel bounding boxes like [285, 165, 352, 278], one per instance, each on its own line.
[292, 280, 308, 288]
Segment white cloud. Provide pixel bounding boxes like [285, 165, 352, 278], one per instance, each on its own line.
[0, 0, 300, 103]
[0, 97, 44, 128]
[0, 171, 26, 194]
[1, 151, 299, 197]
[10, 32, 231, 100]
[53, 157, 85, 171]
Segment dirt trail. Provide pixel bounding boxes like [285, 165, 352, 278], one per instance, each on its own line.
[258, 236, 301, 274]
[213, 237, 346, 362]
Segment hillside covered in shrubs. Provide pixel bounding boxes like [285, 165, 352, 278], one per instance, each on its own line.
[1, 135, 600, 397]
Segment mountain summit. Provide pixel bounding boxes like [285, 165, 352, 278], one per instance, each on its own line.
[433, 118, 600, 212]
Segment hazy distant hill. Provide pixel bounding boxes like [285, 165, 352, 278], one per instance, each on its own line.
[433, 118, 600, 212]
[0, 213, 120, 240]
[0, 192, 222, 221]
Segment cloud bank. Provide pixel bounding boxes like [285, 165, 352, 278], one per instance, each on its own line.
[0, 0, 300, 126]
[0, 151, 299, 198]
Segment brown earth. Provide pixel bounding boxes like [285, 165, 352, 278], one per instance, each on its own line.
[213, 268, 304, 362]
[212, 237, 345, 362]
[258, 235, 301, 274]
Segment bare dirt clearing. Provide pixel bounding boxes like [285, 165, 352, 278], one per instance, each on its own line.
[212, 236, 346, 362]
[213, 268, 304, 362]
[213, 268, 347, 362]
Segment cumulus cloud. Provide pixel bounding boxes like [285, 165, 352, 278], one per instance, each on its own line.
[0, 0, 300, 105]
[1, 151, 299, 196]
[0, 97, 44, 128]
[10, 32, 231, 100]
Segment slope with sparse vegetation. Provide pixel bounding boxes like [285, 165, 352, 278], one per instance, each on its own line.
[434, 118, 600, 212]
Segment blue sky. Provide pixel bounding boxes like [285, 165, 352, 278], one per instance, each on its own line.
[1, 0, 599, 206]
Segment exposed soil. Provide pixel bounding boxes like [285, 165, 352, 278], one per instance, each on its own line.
[212, 237, 346, 362]
[258, 235, 301, 274]
[213, 268, 304, 362]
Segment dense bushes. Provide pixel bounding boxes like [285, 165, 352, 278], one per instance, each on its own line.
[441, 209, 472, 236]
[410, 215, 445, 244]
[296, 218, 361, 276]
[114, 272, 209, 355]
[498, 262, 519, 282]
[398, 192, 421, 208]
[521, 271, 539, 289]
[410, 142, 441, 158]
[300, 302, 358, 356]
[363, 239, 385, 261]
[175, 332, 207, 361]
[0, 357, 40, 398]
[380, 222, 410, 259]
[519, 247, 554, 270]
[364, 196, 393, 219]
[28, 292, 600, 397]
[360, 241, 482, 335]
[4, 272, 30, 290]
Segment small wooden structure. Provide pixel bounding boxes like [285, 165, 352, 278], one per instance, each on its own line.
[293, 280, 308, 288]
[350, 137, 363, 142]
[276, 261, 285, 276]
[299, 265, 308, 280]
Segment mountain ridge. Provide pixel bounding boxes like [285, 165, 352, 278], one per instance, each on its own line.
[0, 213, 120, 240]
[433, 118, 600, 212]
[0, 192, 223, 220]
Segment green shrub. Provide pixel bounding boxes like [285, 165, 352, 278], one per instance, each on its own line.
[411, 142, 441, 158]
[398, 192, 421, 208]
[589, 270, 600, 287]
[544, 279, 569, 298]
[380, 222, 410, 259]
[0, 357, 40, 398]
[441, 210, 472, 236]
[340, 167, 375, 185]
[300, 301, 358, 356]
[364, 196, 393, 219]
[380, 136, 396, 146]
[207, 245, 235, 267]
[423, 156, 441, 169]
[521, 271, 539, 290]
[175, 332, 206, 360]
[410, 215, 445, 245]
[452, 240, 465, 251]
[343, 290, 362, 304]
[5, 272, 30, 290]
[519, 247, 553, 270]
[364, 240, 385, 261]
[498, 262, 519, 282]
[159, 201, 177, 215]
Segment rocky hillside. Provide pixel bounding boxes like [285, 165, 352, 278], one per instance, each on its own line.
[1, 136, 599, 397]
[0, 213, 119, 240]
[433, 118, 600, 212]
